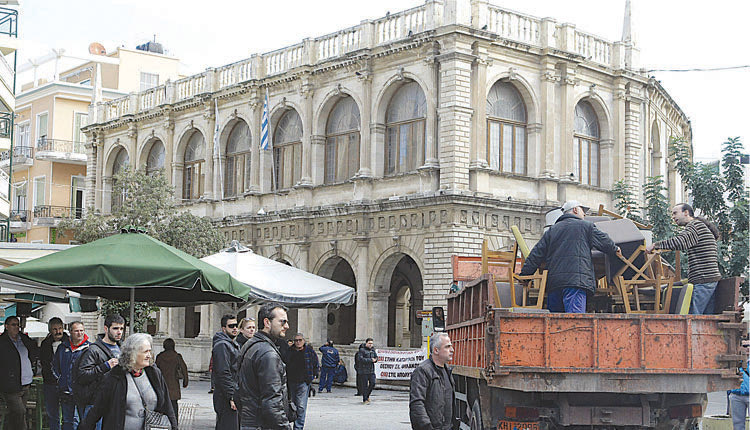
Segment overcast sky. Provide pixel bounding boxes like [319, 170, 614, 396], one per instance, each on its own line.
[17, 0, 749, 161]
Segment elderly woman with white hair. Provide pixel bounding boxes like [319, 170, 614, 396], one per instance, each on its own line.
[79, 333, 177, 430]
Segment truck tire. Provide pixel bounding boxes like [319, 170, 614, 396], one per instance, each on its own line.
[469, 399, 483, 430]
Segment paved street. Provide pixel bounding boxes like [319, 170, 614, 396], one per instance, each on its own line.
[179, 380, 410, 430]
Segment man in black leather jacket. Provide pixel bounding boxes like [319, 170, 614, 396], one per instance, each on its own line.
[520, 200, 620, 313]
[213, 314, 240, 430]
[410, 332, 459, 430]
[238, 302, 293, 430]
[40, 317, 67, 430]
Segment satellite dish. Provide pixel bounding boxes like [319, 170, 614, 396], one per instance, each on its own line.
[88, 42, 106, 56]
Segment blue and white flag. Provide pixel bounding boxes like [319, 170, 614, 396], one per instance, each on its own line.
[260, 89, 270, 150]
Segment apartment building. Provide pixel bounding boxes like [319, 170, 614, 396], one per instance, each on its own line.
[5, 43, 180, 243]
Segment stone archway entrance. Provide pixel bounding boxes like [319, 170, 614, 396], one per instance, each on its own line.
[385, 255, 423, 348]
[317, 256, 356, 345]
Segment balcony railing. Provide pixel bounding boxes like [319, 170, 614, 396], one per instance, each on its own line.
[36, 138, 86, 154]
[0, 7, 18, 39]
[0, 112, 11, 140]
[0, 145, 32, 161]
[9, 209, 26, 222]
[33, 205, 82, 219]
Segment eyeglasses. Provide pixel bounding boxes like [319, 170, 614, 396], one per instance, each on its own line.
[277, 319, 289, 325]
[226, 323, 239, 329]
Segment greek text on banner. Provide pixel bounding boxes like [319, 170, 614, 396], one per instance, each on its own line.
[374, 348, 427, 380]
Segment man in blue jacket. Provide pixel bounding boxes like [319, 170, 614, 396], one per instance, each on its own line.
[53, 321, 90, 430]
[729, 339, 749, 430]
[318, 340, 339, 393]
[521, 200, 621, 313]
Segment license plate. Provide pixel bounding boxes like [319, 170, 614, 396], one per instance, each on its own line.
[497, 420, 540, 430]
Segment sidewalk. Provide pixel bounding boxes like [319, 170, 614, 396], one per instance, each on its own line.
[178, 380, 410, 430]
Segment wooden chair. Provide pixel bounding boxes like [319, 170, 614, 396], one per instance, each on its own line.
[614, 247, 675, 314]
[481, 238, 547, 309]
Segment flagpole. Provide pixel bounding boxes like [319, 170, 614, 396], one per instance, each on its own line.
[261, 88, 278, 212]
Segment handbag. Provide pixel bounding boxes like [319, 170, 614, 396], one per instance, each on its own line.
[131, 373, 172, 430]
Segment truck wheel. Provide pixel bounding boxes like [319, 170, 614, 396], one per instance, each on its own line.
[469, 400, 483, 430]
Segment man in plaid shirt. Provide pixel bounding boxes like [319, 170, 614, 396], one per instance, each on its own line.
[287, 333, 319, 430]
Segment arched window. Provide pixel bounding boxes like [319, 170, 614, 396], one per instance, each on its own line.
[111, 147, 129, 210]
[146, 140, 165, 176]
[183, 130, 205, 201]
[573, 101, 600, 186]
[224, 121, 251, 197]
[325, 97, 360, 183]
[487, 81, 527, 174]
[273, 110, 303, 189]
[385, 81, 426, 175]
[650, 121, 660, 177]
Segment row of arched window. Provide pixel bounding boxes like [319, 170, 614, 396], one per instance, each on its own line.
[109, 80, 604, 202]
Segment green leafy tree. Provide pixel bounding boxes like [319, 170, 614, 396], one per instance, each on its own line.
[58, 169, 225, 329]
[670, 136, 749, 296]
[611, 179, 643, 223]
[642, 176, 674, 243]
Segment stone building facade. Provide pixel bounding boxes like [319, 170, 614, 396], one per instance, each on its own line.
[83, 0, 691, 366]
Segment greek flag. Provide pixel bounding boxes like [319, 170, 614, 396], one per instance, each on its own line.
[260, 89, 270, 150]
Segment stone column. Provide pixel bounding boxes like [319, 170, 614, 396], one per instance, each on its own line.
[169, 308, 186, 338]
[623, 87, 644, 195]
[370, 123, 386, 177]
[163, 118, 175, 184]
[249, 95, 262, 193]
[85, 140, 97, 211]
[436, 35, 474, 190]
[424, 50, 439, 168]
[102, 176, 112, 215]
[156, 309, 169, 336]
[299, 80, 314, 186]
[94, 141, 104, 211]
[354, 237, 370, 342]
[172, 163, 184, 201]
[612, 77, 627, 186]
[367, 291, 389, 347]
[560, 64, 577, 180]
[538, 58, 558, 178]
[203, 106, 215, 200]
[357, 73, 373, 177]
[469, 48, 488, 169]
[197, 304, 211, 338]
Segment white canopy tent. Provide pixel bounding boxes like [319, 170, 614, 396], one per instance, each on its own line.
[201, 242, 355, 308]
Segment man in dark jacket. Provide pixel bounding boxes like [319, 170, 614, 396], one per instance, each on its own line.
[238, 302, 293, 430]
[356, 338, 378, 403]
[0, 316, 39, 430]
[520, 200, 620, 313]
[40, 317, 67, 430]
[73, 314, 124, 430]
[318, 339, 339, 393]
[287, 333, 319, 429]
[53, 321, 90, 430]
[353, 342, 365, 396]
[410, 332, 458, 430]
[213, 314, 240, 430]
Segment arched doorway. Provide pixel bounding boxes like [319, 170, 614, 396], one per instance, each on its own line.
[317, 256, 356, 345]
[385, 255, 423, 348]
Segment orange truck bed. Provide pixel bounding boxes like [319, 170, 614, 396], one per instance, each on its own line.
[447, 275, 744, 394]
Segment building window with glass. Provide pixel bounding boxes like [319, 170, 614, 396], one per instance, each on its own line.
[140, 72, 159, 91]
[111, 148, 129, 210]
[325, 97, 360, 184]
[73, 112, 88, 151]
[183, 131, 205, 201]
[36, 112, 48, 145]
[487, 81, 527, 175]
[224, 120, 251, 197]
[573, 101, 600, 187]
[385, 81, 426, 175]
[146, 140, 165, 176]
[273, 110, 302, 189]
[12, 182, 26, 221]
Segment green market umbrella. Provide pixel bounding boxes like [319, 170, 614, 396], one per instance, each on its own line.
[0, 230, 251, 329]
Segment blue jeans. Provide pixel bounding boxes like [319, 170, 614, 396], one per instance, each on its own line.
[43, 384, 61, 430]
[690, 281, 717, 315]
[547, 287, 587, 313]
[289, 382, 309, 430]
[319, 367, 335, 392]
[60, 399, 78, 430]
[79, 404, 102, 430]
[363, 374, 376, 402]
[730, 392, 749, 430]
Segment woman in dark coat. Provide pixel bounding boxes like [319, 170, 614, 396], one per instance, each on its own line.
[155, 338, 189, 424]
[79, 333, 177, 430]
